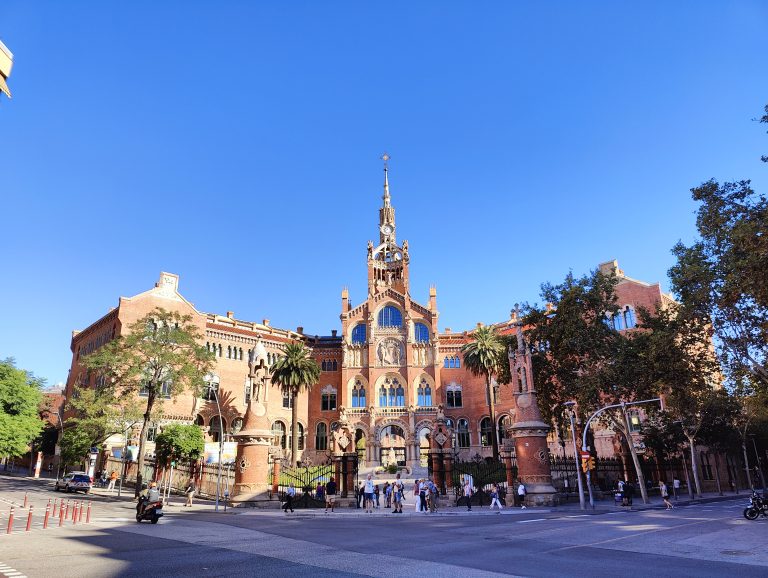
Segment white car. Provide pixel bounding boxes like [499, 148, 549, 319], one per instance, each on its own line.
[55, 472, 92, 494]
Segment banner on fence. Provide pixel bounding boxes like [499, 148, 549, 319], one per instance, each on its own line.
[204, 442, 237, 464]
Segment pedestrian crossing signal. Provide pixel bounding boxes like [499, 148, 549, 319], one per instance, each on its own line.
[581, 456, 596, 472]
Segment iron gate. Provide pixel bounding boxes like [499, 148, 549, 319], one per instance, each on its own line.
[452, 458, 507, 507]
[278, 462, 336, 508]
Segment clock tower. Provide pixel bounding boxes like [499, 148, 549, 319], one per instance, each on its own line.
[367, 154, 410, 296]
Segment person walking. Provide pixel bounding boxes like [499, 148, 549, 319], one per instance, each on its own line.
[384, 482, 392, 509]
[316, 482, 324, 501]
[184, 480, 196, 507]
[283, 483, 296, 513]
[392, 473, 404, 514]
[418, 479, 428, 513]
[624, 480, 635, 508]
[673, 477, 680, 500]
[463, 479, 473, 511]
[107, 470, 118, 492]
[489, 484, 503, 510]
[325, 477, 337, 513]
[660, 481, 673, 510]
[413, 480, 422, 512]
[428, 479, 438, 513]
[364, 474, 375, 513]
[517, 482, 527, 509]
[374, 484, 380, 509]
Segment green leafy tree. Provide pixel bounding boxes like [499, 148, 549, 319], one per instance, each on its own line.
[461, 325, 506, 460]
[83, 308, 213, 493]
[154, 424, 204, 465]
[669, 178, 768, 390]
[60, 427, 94, 468]
[0, 359, 44, 459]
[270, 342, 320, 466]
[697, 389, 742, 495]
[638, 304, 721, 497]
[525, 269, 662, 503]
[61, 385, 142, 466]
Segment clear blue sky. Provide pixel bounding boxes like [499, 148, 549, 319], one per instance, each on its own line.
[2, 1, 767, 387]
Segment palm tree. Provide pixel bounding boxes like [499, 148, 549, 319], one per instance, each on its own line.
[461, 325, 506, 460]
[270, 342, 321, 467]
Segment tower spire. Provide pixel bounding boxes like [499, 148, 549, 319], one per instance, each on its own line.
[381, 152, 391, 207]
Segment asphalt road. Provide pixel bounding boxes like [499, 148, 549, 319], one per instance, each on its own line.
[1, 475, 766, 577]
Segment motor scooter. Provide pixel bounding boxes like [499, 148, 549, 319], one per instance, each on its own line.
[136, 498, 164, 524]
[743, 491, 767, 521]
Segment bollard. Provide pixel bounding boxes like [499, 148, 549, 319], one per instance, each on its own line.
[25, 506, 33, 532]
[63, 501, 69, 524]
[86, 502, 91, 524]
[44, 504, 51, 529]
[53, 498, 58, 518]
[72, 502, 78, 525]
[59, 503, 65, 527]
[23, 492, 28, 509]
[79, 501, 84, 523]
[7, 507, 14, 534]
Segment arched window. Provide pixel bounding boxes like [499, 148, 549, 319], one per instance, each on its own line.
[457, 419, 470, 448]
[315, 423, 328, 450]
[444, 357, 450, 369]
[612, 312, 626, 331]
[378, 305, 402, 327]
[417, 378, 432, 406]
[217, 344, 222, 357]
[447, 383, 462, 408]
[321, 385, 337, 411]
[203, 374, 220, 401]
[414, 322, 430, 343]
[209, 416, 227, 443]
[454, 355, 461, 368]
[352, 379, 366, 408]
[282, 390, 292, 409]
[332, 360, 338, 371]
[480, 417, 493, 447]
[498, 415, 509, 444]
[351, 324, 366, 344]
[379, 376, 404, 407]
[624, 306, 637, 329]
[227, 346, 232, 359]
[272, 421, 287, 449]
[321, 360, 327, 371]
[297, 423, 305, 451]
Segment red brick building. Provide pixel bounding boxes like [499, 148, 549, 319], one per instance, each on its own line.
[63, 166, 678, 478]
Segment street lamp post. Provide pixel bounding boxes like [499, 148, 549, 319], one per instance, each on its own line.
[563, 401, 586, 510]
[749, 434, 766, 491]
[213, 389, 224, 513]
[581, 398, 661, 508]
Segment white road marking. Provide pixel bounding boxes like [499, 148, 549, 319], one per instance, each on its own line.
[518, 518, 547, 523]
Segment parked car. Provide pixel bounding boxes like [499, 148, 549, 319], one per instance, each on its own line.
[55, 472, 92, 494]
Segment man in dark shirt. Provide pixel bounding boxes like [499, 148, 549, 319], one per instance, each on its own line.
[325, 477, 337, 513]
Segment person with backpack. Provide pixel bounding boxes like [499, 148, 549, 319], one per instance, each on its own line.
[517, 481, 527, 509]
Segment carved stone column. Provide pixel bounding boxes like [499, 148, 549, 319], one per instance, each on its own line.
[231, 399, 279, 508]
[508, 313, 557, 506]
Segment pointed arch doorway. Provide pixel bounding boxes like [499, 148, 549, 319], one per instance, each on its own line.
[379, 424, 406, 467]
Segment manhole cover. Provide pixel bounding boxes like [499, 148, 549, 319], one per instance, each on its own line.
[720, 550, 753, 557]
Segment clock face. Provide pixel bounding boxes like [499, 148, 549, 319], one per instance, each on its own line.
[381, 224, 394, 236]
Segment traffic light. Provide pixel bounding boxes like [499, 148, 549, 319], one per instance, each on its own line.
[581, 456, 596, 473]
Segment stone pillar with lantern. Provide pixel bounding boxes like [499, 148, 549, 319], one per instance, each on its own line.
[507, 307, 557, 506]
[231, 337, 280, 508]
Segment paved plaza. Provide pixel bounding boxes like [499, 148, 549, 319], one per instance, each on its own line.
[1, 475, 767, 577]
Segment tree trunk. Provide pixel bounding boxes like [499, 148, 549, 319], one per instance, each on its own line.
[290, 388, 299, 467]
[687, 435, 702, 498]
[680, 450, 694, 499]
[620, 409, 649, 504]
[136, 391, 156, 497]
[713, 452, 723, 496]
[486, 375, 499, 460]
[742, 442, 754, 491]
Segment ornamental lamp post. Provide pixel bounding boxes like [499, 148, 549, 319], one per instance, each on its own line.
[563, 401, 586, 510]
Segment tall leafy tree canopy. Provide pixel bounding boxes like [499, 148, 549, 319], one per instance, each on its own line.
[0, 359, 44, 458]
[523, 270, 620, 426]
[83, 308, 213, 491]
[461, 325, 507, 460]
[270, 342, 320, 465]
[154, 424, 204, 465]
[669, 179, 768, 388]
